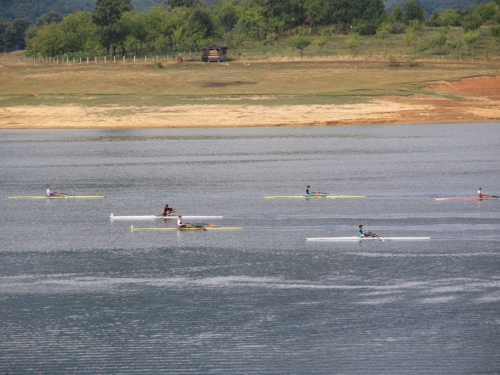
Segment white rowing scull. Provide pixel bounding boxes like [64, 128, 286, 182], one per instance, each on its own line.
[307, 237, 430, 241]
[8, 195, 105, 199]
[110, 214, 223, 220]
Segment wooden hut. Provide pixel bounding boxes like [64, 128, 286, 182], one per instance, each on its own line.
[201, 45, 228, 62]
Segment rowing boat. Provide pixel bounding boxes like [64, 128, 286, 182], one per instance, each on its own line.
[265, 195, 365, 199]
[110, 214, 223, 220]
[306, 237, 430, 241]
[435, 196, 499, 201]
[7, 195, 106, 199]
[130, 226, 243, 231]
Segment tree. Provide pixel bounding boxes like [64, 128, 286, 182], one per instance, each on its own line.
[59, 12, 99, 54]
[166, 0, 198, 9]
[0, 20, 8, 51]
[92, 0, 133, 58]
[237, 2, 268, 43]
[472, 3, 500, 24]
[345, 32, 360, 54]
[461, 11, 482, 31]
[36, 12, 63, 27]
[429, 29, 447, 53]
[438, 9, 462, 27]
[391, 5, 404, 23]
[491, 25, 500, 52]
[403, 0, 426, 25]
[4, 18, 32, 50]
[189, 7, 215, 47]
[375, 22, 393, 45]
[462, 29, 481, 51]
[211, 0, 240, 34]
[121, 11, 147, 54]
[289, 28, 311, 57]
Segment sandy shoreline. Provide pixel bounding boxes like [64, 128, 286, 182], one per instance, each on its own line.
[1, 76, 499, 129]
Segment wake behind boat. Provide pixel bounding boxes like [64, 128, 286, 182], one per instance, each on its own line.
[265, 195, 365, 199]
[110, 213, 223, 220]
[307, 237, 430, 241]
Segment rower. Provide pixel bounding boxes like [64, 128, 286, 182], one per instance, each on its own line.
[358, 224, 380, 239]
[46, 185, 60, 197]
[478, 188, 489, 198]
[162, 204, 176, 217]
[177, 215, 207, 230]
[305, 185, 317, 197]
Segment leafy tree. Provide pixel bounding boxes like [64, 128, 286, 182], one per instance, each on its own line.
[448, 38, 464, 58]
[403, 26, 419, 55]
[461, 11, 482, 31]
[289, 27, 311, 57]
[237, 2, 268, 43]
[491, 25, 500, 51]
[26, 23, 63, 56]
[92, 0, 133, 58]
[462, 28, 481, 51]
[189, 7, 215, 47]
[164, 6, 192, 51]
[142, 6, 170, 52]
[429, 29, 447, 53]
[26, 11, 100, 57]
[345, 32, 360, 54]
[391, 5, 404, 23]
[36, 12, 63, 27]
[438, 9, 462, 27]
[121, 11, 148, 54]
[225, 28, 247, 53]
[375, 22, 393, 45]
[211, 0, 240, 34]
[317, 26, 333, 50]
[0, 20, 9, 51]
[59, 12, 99, 54]
[403, 0, 426, 25]
[166, 0, 199, 9]
[4, 18, 32, 50]
[472, 3, 500, 24]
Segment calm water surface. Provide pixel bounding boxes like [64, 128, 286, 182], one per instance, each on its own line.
[0, 123, 499, 374]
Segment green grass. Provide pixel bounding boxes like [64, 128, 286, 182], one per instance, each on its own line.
[1, 25, 500, 110]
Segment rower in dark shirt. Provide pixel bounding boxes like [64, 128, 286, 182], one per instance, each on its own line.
[162, 204, 176, 217]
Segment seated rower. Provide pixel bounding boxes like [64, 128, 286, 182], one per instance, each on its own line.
[358, 224, 380, 238]
[477, 187, 491, 198]
[46, 185, 60, 197]
[162, 204, 176, 217]
[305, 185, 317, 197]
[177, 215, 206, 230]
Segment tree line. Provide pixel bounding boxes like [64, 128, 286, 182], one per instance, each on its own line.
[1, 0, 499, 58]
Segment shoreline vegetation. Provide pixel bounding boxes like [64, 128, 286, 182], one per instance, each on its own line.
[1, 51, 500, 129]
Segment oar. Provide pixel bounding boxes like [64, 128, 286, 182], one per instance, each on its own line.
[57, 192, 74, 196]
[190, 222, 215, 226]
[368, 231, 385, 241]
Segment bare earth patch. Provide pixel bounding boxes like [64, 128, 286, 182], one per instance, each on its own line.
[1, 76, 499, 129]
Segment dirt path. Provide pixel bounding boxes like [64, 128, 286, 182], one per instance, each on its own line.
[1, 76, 499, 129]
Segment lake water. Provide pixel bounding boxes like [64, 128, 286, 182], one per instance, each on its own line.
[1, 123, 499, 374]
